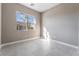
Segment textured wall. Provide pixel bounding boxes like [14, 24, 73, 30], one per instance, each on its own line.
[43, 4, 79, 46]
[0, 4, 1, 45]
[2, 3, 41, 44]
[78, 11, 79, 47]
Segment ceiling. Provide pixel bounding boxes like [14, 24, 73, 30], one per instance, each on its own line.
[20, 3, 60, 12]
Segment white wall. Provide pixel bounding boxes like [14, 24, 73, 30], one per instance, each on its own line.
[42, 4, 78, 46]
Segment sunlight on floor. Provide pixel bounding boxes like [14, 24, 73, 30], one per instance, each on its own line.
[42, 26, 51, 52]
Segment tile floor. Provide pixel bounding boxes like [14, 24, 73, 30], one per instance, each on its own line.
[0, 39, 79, 56]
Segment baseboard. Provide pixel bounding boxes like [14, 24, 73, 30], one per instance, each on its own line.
[53, 40, 79, 49]
[1, 36, 40, 47]
[1, 37, 79, 50]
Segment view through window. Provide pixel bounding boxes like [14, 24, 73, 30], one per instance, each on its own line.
[16, 11, 36, 31]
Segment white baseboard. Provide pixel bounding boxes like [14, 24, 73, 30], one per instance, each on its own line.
[1, 36, 40, 47]
[1, 37, 79, 50]
[53, 40, 79, 49]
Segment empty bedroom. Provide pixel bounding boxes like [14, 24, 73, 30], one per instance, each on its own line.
[0, 3, 79, 56]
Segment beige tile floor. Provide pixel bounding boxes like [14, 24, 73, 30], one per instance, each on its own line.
[0, 39, 79, 56]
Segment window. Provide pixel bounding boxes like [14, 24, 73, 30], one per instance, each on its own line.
[16, 11, 36, 31]
[28, 16, 36, 30]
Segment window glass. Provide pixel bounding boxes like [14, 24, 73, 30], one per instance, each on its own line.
[16, 11, 36, 31]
